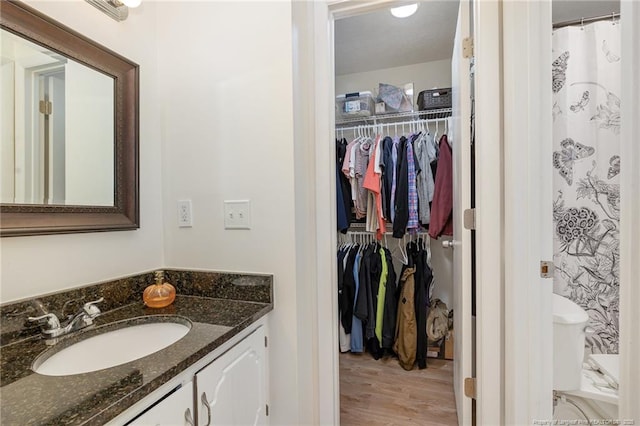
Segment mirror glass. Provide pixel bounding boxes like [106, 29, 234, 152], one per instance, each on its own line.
[1, 28, 115, 206]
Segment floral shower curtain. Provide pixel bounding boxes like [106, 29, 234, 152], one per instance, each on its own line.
[552, 21, 620, 355]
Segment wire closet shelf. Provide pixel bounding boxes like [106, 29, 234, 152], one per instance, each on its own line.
[335, 108, 452, 137]
[338, 229, 431, 247]
[335, 107, 452, 127]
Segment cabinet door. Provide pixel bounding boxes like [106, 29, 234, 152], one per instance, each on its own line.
[129, 383, 195, 426]
[196, 326, 267, 426]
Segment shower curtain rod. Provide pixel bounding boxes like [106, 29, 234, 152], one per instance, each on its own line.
[553, 12, 620, 29]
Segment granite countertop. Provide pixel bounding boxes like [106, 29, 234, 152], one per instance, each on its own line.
[0, 270, 273, 425]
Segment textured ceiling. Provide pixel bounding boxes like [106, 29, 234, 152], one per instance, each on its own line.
[334, 0, 620, 77]
[334, 1, 459, 76]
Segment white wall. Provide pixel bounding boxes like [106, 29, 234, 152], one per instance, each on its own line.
[0, 0, 165, 303]
[337, 58, 454, 308]
[1, 2, 304, 424]
[156, 2, 301, 425]
[335, 59, 452, 101]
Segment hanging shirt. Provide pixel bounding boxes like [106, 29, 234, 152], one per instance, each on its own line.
[406, 135, 421, 231]
[374, 247, 388, 346]
[354, 140, 371, 219]
[342, 138, 359, 178]
[350, 251, 364, 353]
[336, 167, 349, 232]
[381, 247, 398, 349]
[336, 139, 352, 232]
[429, 134, 454, 238]
[415, 133, 436, 225]
[390, 137, 400, 223]
[363, 136, 386, 240]
[337, 247, 350, 352]
[381, 136, 394, 221]
[349, 141, 359, 202]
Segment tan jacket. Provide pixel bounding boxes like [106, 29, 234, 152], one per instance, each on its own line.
[393, 266, 417, 370]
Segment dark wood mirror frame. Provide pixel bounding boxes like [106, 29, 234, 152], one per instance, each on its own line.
[0, 0, 139, 237]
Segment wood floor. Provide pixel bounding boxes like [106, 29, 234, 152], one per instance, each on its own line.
[339, 352, 458, 426]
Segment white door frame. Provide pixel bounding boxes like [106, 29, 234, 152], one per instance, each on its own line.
[291, 1, 557, 424]
[619, 1, 640, 422]
[501, 1, 553, 423]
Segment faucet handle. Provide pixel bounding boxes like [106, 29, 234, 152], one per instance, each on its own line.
[83, 297, 104, 317]
[27, 313, 61, 330]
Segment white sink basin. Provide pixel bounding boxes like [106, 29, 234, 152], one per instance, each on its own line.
[33, 319, 191, 376]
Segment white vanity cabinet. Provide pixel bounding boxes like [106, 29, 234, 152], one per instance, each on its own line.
[195, 326, 268, 426]
[115, 321, 269, 426]
[129, 383, 195, 426]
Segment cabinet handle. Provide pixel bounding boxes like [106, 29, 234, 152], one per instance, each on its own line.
[201, 392, 212, 426]
[184, 407, 195, 426]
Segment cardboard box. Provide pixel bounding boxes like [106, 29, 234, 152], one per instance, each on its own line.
[444, 328, 454, 360]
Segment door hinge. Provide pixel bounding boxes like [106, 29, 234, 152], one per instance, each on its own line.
[264, 336, 268, 347]
[464, 377, 476, 399]
[463, 37, 474, 58]
[266, 404, 269, 416]
[39, 100, 52, 116]
[540, 261, 554, 278]
[463, 208, 476, 230]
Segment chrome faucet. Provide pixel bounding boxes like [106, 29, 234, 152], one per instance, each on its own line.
[28, 297, 104, 339]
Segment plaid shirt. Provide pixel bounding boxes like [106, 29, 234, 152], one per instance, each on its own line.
[406, 137, 420, 230]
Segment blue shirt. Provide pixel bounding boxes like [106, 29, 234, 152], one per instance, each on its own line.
[350, 251, 364, 353]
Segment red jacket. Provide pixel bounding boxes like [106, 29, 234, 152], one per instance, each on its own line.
[428, 135, 453, 239]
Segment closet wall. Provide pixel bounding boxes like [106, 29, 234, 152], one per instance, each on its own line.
[335, 59, 452, 98]
[335, 59, 454, 309]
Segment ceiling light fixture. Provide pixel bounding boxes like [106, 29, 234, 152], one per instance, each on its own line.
[120, 0, 141, 7]
[85, 0, 141, 22]
[390, 3, 419, 18]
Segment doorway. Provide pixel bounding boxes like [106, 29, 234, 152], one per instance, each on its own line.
[291, 0, 639, 424]
[332, 1, 473, 424]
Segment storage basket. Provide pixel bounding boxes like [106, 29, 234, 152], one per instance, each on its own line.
[417, 88, 452, 111]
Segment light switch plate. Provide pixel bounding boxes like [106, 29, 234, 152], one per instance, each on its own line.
[223, 200, 251, 229]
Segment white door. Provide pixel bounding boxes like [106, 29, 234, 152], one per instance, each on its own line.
[451, 0, 473, 424]
[129, 383, 195, 426]
[195, 327, 267, 426]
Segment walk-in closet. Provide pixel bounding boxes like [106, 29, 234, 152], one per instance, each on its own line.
[331, 1, 628, 424]
[333, 3, 463, 424]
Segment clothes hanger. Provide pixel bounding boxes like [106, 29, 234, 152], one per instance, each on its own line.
[400, 235, 409, 265]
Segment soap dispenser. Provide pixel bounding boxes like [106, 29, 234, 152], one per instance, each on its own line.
[143, 270, 176, 308]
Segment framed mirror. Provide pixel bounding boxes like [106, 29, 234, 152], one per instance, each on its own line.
[0, 0, 139, 237]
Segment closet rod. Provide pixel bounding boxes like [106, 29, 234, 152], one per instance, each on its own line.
[336, 108, 452, 126]
[553, 12, 619, 29]
[340, 231, 431, 242]
[336, 117, 448, 134]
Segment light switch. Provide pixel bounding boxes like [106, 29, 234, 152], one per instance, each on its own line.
[224, 200, 251, 229]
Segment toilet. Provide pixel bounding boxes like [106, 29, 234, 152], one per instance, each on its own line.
[552, 293, 619, 421]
